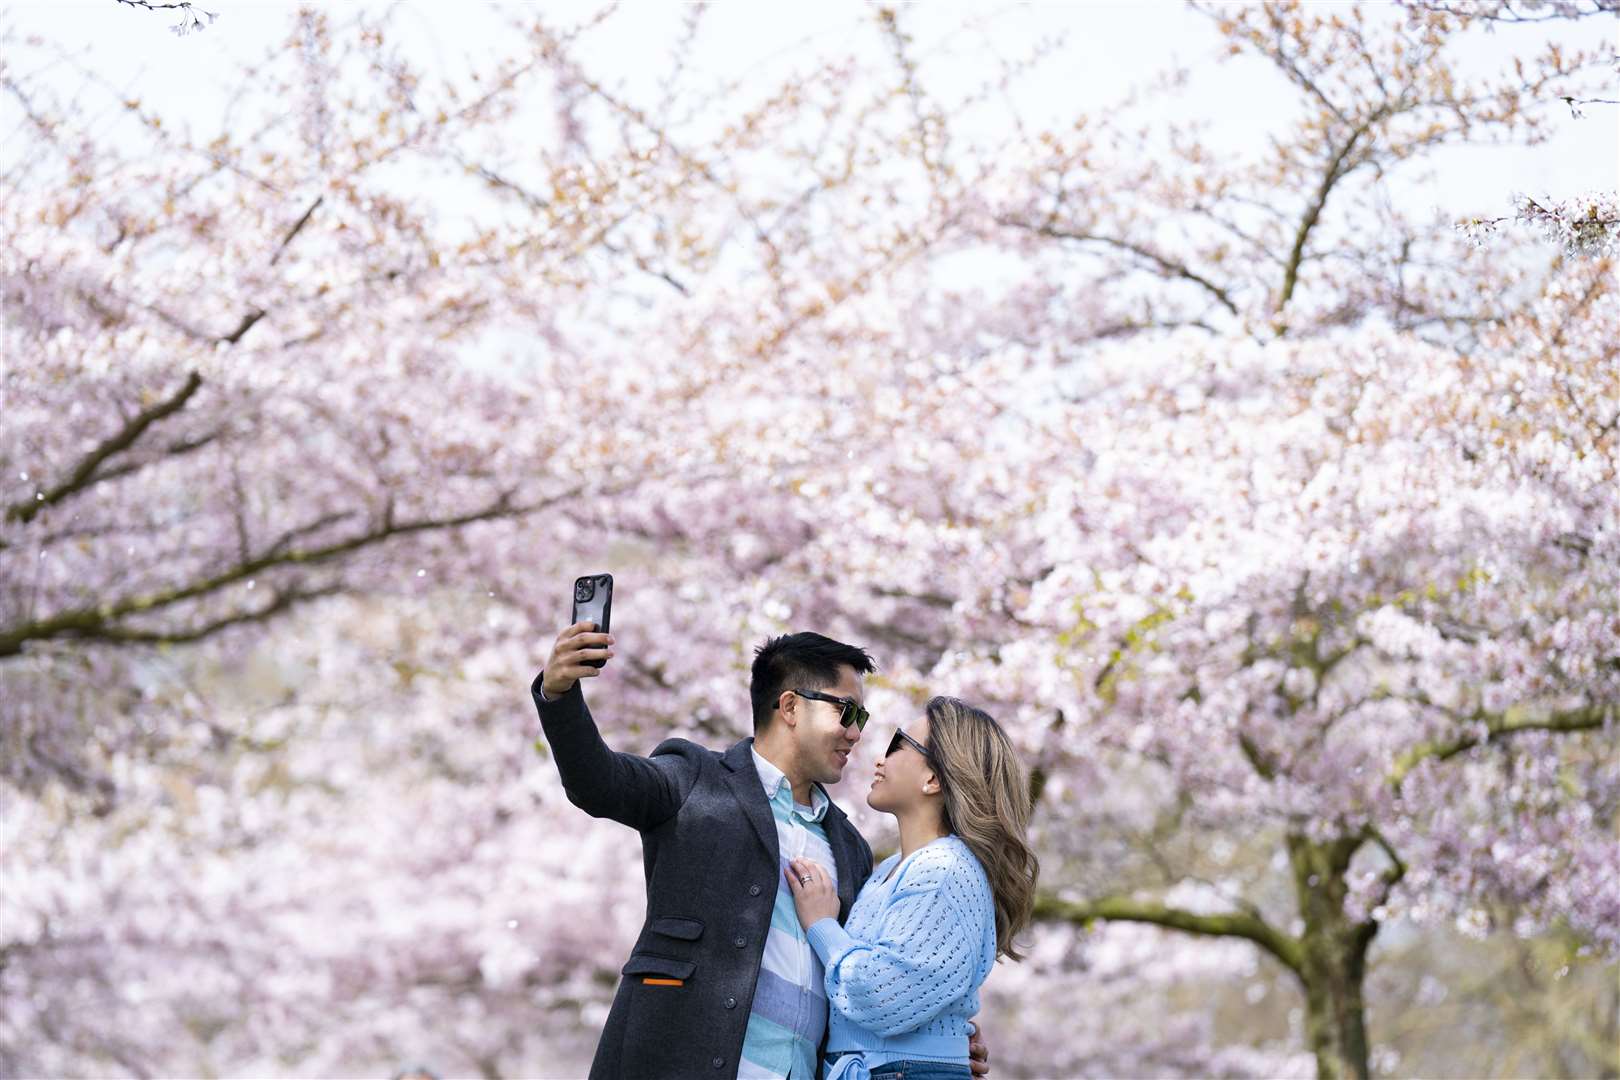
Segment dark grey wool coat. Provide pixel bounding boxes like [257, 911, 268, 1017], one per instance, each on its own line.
[531, 675, 875, 1080]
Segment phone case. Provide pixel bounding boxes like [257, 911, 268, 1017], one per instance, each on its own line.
[571, 573, 613, 668]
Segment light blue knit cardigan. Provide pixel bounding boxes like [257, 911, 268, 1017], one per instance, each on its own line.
[805, 835, 997, 1080]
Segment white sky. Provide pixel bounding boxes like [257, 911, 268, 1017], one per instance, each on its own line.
[4, 0, 1614, 222]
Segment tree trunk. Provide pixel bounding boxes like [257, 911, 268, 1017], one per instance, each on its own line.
[1288, 833, 1376, 1080]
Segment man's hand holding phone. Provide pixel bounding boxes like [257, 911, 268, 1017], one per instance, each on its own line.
[541, 622, 615, 698]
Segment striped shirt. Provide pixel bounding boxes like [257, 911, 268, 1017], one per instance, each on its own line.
[737, 748, 838, 1080]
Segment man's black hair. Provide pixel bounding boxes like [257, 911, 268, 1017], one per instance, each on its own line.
[750, 632, 876, 733]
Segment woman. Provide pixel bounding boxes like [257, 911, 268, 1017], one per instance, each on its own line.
[785, 696, 1040, 1080]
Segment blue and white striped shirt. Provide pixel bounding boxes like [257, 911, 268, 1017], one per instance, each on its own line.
[737, 748, 839, 1080]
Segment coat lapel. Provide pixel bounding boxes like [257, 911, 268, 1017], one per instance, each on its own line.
[722, 738, 779, 863]
[819, 792, 860, 922]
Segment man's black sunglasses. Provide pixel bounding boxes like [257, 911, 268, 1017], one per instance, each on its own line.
[780, 687, 870, 731]
[886, 727, 930, 760]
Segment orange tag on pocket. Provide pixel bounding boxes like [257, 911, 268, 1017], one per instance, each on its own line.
[642, 977, 684, 986]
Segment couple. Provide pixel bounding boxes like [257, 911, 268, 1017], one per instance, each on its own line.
[529, 626, 1039, 1080]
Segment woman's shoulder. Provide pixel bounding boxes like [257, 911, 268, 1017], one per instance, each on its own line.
[893, 835, 990, 897]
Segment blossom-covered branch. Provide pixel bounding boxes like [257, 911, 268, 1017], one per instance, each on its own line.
[4, 371, 203, 529]
[1389, 701, 1616, 788]
[0, 488, 557, 658]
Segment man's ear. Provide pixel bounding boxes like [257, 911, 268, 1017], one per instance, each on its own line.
[777, 689, 798, 729]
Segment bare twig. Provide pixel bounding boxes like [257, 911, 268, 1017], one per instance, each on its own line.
[113, 0, 219, 36]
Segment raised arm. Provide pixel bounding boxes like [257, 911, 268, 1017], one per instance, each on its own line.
[531, 621, 689, 831]
[798, 864, 982, 1038]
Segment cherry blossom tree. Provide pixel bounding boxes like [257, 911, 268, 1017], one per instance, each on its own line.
[774, 6, 1619, 1077]
[660, 4, 1617, 1076]
[1, 0, 943, 794]
[0, 5, 948, 1074]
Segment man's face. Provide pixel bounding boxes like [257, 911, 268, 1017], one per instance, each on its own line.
[793, 664, 866, 786]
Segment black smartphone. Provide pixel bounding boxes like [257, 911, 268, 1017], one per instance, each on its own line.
[571, 573, 614, 668]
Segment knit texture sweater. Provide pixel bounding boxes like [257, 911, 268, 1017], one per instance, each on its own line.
[805, 835, 996, 1072]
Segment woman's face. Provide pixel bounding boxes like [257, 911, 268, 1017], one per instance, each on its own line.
[866, 713, 934, 813]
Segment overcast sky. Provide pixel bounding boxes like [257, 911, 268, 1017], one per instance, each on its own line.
[5, 0, 1614, 223]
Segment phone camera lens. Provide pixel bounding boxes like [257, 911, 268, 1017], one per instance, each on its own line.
[575, 580, 594, 602]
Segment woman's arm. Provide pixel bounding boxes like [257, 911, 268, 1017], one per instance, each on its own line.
[795, 864, 982, 1038]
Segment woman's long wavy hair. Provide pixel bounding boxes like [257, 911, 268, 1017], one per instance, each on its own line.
[924, 696, 1039, 961]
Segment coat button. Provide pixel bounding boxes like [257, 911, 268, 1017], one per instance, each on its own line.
[712, 1057, 725, 1069]
[748, 884, 762, 896]
[733, 936, 746, 948]
[724, 996, 737, 1009]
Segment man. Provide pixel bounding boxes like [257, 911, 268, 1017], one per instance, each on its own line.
[532, 624, 990, 1080]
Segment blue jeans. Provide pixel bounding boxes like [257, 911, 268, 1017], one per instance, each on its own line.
[825, 1054, 972, 1080]
[869, 1064, 971, 1080]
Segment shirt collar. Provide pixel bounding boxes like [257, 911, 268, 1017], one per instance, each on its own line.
[751, 745, 829, 820]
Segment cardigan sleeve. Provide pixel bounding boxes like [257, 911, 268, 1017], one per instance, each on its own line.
[805, 850, 985, 1037]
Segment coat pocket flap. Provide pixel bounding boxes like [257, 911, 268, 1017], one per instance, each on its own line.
[622, 953, 697, 980]
[649, 916, 704, 941]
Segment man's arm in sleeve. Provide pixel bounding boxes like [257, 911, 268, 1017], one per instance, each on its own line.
[531, 674, 691, 831]
[529, 620, 692, 832]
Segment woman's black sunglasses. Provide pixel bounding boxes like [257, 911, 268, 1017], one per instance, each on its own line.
[885, 727, 930, 759]
[782, 687, 870, 731]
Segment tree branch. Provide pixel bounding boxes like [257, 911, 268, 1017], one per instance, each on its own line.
[1389, 701, 1616, 789]
[997, 217, 1242, 317]
[78, 427, 225, 487]
[113, 0, 218, 35]
[263, 510, 359, 557]
[1362, 824, 1407, 902]
[0, 488, 561, 657]
[1398, 0, 1620, 24]
[83, 584, 341, 646]
[6, 371, 203, 526]
[1238, 730, 1279, 779]
[219, 308, 266, 345]
[1274, 108, 1388, 323]
[1034, 892, 1304, 973]
[269, 195, 323, 266]
[464, 158, 690, 295]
